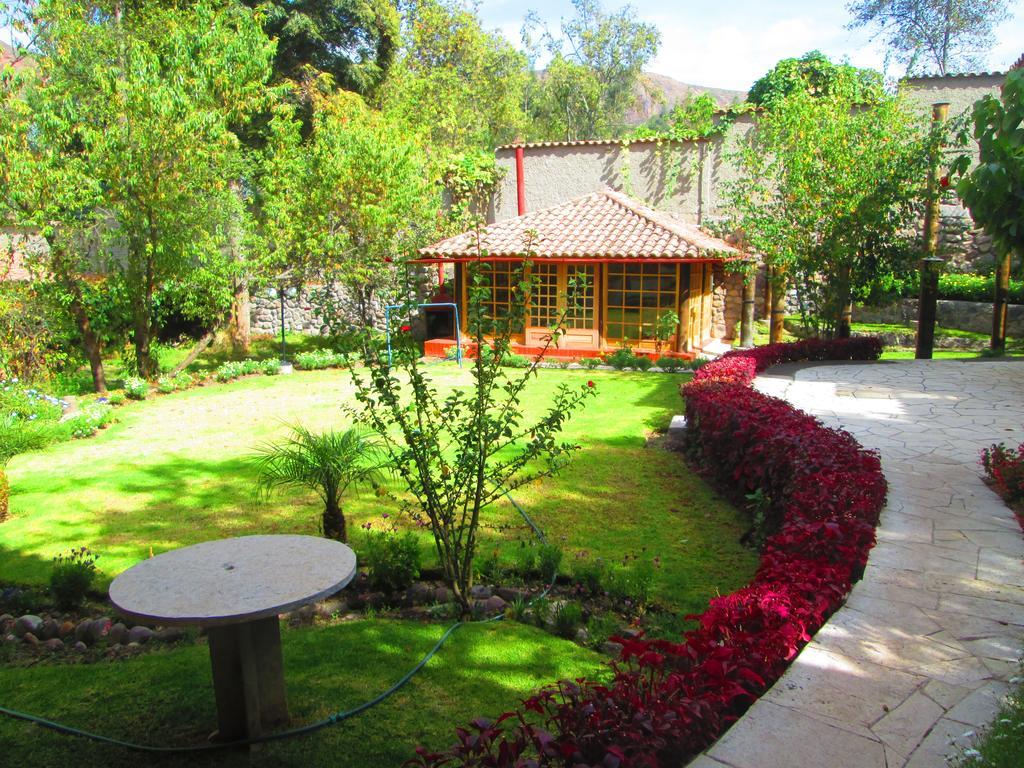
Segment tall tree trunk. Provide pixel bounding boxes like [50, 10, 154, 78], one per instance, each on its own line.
[836, 264, 853, 339]
[770, 267, 787, 344]
[322, 497, 347, 542]
[762, 266, 773, 321]
[229, 278, 251, 355]
[53, 247, 107, 393]
[992, 249, 1011, 353]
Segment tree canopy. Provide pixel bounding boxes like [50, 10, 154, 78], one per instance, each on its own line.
[522, 0, 660, 140]
[846, 0, 1010, 75]
[747, 50, 886, 108]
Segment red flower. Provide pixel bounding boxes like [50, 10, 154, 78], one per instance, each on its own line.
[939, 175, 951, 188]
[587, 380, 595, 388]
[384, 256, 393, 263]
[399, 324, 412, 332]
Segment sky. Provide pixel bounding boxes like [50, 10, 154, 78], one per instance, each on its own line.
[477, 0, 1024, 91]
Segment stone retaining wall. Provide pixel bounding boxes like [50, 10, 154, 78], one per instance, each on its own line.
[250, 283, 388, 336]
[855, 298, 1024, 337]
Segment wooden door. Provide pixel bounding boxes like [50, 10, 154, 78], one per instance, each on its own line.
[687, 264, 703, 349]
[701, 264, 713, 343]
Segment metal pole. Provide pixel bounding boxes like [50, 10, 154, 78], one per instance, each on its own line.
[279, 289, 286, 362]
[916, 102, 949, 360]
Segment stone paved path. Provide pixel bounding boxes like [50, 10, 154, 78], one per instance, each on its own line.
[691, 360, 1024, 768]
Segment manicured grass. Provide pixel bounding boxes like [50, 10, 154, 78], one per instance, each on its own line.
[0, 619, 606, 767]
[2, 365, 757, 612]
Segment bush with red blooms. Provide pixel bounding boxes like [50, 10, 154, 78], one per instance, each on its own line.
[409, 338, 887, 768]
[980, 441, 1024, 506]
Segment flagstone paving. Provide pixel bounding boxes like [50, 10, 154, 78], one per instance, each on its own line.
[691, 359, 1024, 768]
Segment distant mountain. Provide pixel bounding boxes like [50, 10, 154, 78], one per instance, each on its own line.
[626, 71, 747, 127]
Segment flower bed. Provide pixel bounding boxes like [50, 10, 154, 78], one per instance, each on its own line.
[411, 338, 887, 768]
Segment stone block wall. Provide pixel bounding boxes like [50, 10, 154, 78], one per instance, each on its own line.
[250, 283, 388, 337]
[711, 262, 744, 340]
[854, 298, 1024, 336]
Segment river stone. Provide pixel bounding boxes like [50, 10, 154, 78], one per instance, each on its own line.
[58, 620, 75, 638]
[22, 632, 39, 646]
[484, 595, 507, 614]
[89, 617, 112, 644]
[74, 619, 93, 644]
[12, 614, 43, 638]
[127, 626, 154, 645]
[469, 585, 491, 600]
[155, 627, 186, 643]
[405, 583, 434, 606]
[0, 613, 13, 630]
[72, 641, 87, 652]
[433, 587, 452, 603]
[107, 622, 129, 645]
[43, 638, 64, 652]
[39, 619, 60, 640]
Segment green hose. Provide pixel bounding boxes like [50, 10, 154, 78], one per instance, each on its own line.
[0, 491, 555, 753]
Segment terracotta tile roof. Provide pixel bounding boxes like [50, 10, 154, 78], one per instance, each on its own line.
[418, 188, 741, 260]
[902, 70, 1006, 81]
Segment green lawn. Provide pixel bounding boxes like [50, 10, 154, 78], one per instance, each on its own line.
[3, 365, 756, 612]
[0, 364, 757, 766]
[0, 620, 606, 768]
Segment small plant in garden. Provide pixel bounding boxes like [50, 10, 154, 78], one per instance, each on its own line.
[361, 517, 421, 592]
[123, 377, 149, 400]
[603, 347, 636, 370]
[653, 310, 680, 355]
[586, 611, 621, 647]
[654, 356, 685, 371]
[254, 425, 384, 542]
[49, 546, 98, 610]
[475, 546, 504, 583]
[580, 356, 601, 370]
[605, 558, 657, 610]
[573, 555, 606, 596]
[980, 442, 1024, 504]
[631, 354, 653, 371]
[172, 371, 194, 390]
[107, 391, 126, 406]
[63, 403, 115, 439]
[294, 349, 348, 370]
[0, 380, 65, 421]
[346, 237, 594, 616]
[537, 543, 563, 582]
[551, 601, 584, 639]
[506, 596, 529, 622]
[156, 376, 176, 394]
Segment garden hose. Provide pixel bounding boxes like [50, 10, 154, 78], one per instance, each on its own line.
[0, 491, 557, 754]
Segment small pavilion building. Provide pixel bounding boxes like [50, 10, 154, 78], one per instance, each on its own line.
[417, 188, 744, 358]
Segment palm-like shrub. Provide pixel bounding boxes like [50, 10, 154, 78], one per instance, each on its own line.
[0, 414, 56, 522]
[254, 425, 384, 542]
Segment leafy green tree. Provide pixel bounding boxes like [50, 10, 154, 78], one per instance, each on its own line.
[954, 68, 1024, 351]
[382, 0, 529, 152]
[747, 50, 885, 109]
[846, 0, 1010, 75]
[523, 0, 660, 140]
[729, 83, 928, 338]
[0, 0, 274, 382]
[243, 0, 399, 97]
[261, 89, 440, 328]
[346, 240, 595, 616]
[255, 425, 384, 542]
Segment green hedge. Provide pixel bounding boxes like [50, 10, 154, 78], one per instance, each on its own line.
[936, 273, 1024, 304]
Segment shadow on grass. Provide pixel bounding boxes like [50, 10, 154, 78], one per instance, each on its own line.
[0, 620, 605, 768]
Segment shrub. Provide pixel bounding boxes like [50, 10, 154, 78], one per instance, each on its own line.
[631, 354, 653, 371]
[156, 376, 176, 394]
[416, 337, 888, 767]
[603, 348, 636, 370]
[294, 349, 348, 370]
[123, 377, 149, 400]
[551, 601, 583, 639]
[580, 356, 602, 370]
[981, 442, 1024, 504]
[586, 612, 621, 647]
[475, 547, 504, 583]
[49, 547, 98, 610]
[0, 379, 65, 422]
[502, 353, 531, 369]
[572, 556, 606, 595]
[516, 543, 539, 577]
[260, 359, 281, 376]
[655, 356, 686, 371]
[936, 273, 1024, 304]
[63, 403, 115, 439]
[506, 597, 529, 622]
[107, 391, 126, 406]
[172, 372, 195, 390]
[214, 359, 265, 382]
[537, 543, 563, 582]
[363, 529, 422, 593]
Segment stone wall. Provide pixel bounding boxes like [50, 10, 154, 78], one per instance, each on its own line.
[711, 263, 744, 340]
[250, 283, 389, 336]
[854, 298, 1024, 336]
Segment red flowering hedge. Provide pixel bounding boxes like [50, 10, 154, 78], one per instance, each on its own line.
[410, 338, 887, 768]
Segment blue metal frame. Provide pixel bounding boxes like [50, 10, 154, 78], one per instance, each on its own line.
[385, 302, 462, 367]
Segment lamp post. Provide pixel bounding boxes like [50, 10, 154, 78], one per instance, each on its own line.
[267, 272, 298, 374]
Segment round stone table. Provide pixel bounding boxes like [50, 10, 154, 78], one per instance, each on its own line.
[109, 535, 356, 742]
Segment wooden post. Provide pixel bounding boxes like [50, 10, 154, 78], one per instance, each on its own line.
[992, 249, 1011, 352]
[916, 258, 943, 359]
[916, 103, 949, 360]
[769, 267, 786, 344]
[740, 269, 756, 347]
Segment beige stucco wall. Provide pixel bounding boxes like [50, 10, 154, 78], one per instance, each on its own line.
[899, 74, 1004, 123]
